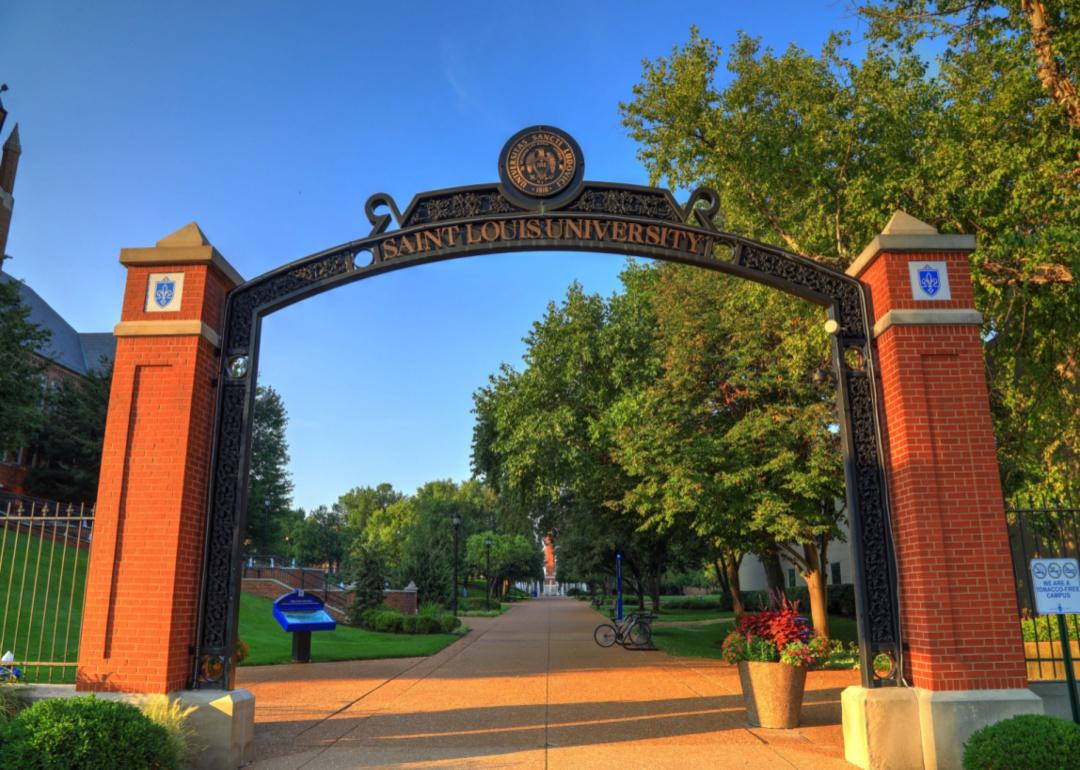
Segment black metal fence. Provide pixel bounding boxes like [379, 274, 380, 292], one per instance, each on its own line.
[1005, 497, 1080, 682]
[0, 492, 94, 683]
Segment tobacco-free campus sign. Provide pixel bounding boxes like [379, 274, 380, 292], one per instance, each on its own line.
[1030, 558, 1080, 615]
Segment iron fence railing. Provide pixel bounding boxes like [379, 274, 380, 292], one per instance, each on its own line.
[0, 494, 94, 683]
[1006, 497, 1080, 682]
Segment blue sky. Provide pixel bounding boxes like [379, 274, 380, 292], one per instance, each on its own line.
[1, 1, 870, 512]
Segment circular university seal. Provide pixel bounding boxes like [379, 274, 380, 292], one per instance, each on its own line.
[499, 126, 584, 205]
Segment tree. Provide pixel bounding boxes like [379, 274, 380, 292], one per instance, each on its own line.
[288, 505, 346, 572]
[465, 530, 542, 600]
[337, 483, 403, 539]
[620, 24, 1080, 499]
[245, 385, 294, 554]
[604, 264, 845, 635]
[343, 542, 386, 614]
[0, 277, 49, 455]
[472, 279, 691, 612]
[25, 362, 112, 504]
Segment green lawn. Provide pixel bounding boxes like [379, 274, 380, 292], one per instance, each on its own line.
[238, 593, 461, 666]
[651, 614, 859, 660]
[0, 525, 88, 683]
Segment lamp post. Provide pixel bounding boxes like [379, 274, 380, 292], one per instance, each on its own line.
[451, 512, 462, 616]
[484, 535, 493, 607]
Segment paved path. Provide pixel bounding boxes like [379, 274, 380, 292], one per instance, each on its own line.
[238, 598, 857, 769]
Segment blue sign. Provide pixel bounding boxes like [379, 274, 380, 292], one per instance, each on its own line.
[154, 277, 176, 308]
[272, 590, 337, 632]
[918, 266, 941, 297]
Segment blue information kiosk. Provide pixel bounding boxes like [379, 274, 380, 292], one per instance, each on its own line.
[272, 590, 336, 663]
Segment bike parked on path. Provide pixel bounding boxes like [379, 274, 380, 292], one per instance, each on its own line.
[593, 612, 654, 648]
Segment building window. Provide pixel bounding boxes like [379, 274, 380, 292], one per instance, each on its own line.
[831, 561, 842, 585]
[788, 568, 796, 588]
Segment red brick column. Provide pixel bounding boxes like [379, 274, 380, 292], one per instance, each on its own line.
[849, 212, 1027, 693]
[77, 223, 241, 693]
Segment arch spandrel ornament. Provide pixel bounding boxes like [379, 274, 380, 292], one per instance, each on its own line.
[194, 126, 901, 690]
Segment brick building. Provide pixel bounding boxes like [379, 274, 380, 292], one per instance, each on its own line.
[0, 95, 115, 494]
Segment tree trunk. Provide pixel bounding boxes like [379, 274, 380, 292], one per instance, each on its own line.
[714, 558, 730, 595]
[648, 572, 662, 613]
[723, 549, 746, 617]
[1021, 0, 1080, 132]
[761, 547, 786, 596]
[803, 543, 829, 638]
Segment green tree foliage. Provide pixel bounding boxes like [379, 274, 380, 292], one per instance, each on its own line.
[25, 363, 112, 504]
[471, 281, 683, 610]
[245, 386, 295, 554]
[344, 542, 386, 614]
[394, 479, 499, 606]
[337, 483, 403, 539]
[0, 277, 49, 455]
[620, 22, 1080, 498]
[465, 530, 542, 599]
[288, 505, 345, 572]
[608, 265, 845, 634]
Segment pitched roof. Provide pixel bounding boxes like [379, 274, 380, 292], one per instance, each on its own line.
[0, 271, 114, 375]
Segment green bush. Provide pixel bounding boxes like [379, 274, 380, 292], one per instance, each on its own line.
[372, 610, 404, 633]
[400, 615, 418, 633]
[0, 695, 178, 770]
[1021, 615, 1080, 641]
[419, 616, 443, 633]
[963, 714, 1080, 769]
[662, 596, 732, 611]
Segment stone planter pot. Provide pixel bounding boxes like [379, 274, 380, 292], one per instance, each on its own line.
[736, 660, 807, 728]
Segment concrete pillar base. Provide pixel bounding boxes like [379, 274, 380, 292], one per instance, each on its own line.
[842, 685, 1045, 770]
[842, 686, 922, 770]
[916, 688, 1042, 770]
[26, 685, 254, 769]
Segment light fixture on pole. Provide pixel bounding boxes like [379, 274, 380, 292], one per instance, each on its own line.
[484, 535, 493, 607]
[451, 512, 462, 616]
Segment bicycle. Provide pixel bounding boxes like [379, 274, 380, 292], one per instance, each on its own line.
[593, 612, 654, 648]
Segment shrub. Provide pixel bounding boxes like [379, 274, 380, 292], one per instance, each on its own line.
[345, 544, 386, 614]
[439, 614, 462, 633]
[0, 695, 178, 770]
[418, 601, 445, 618]
[400, 615, 418, 633]
[0, 683, 29, 722]
[141, 695, 199, 765]
[662, 596, 731, 612]
[962, 714, 1080, 769]
[413, 615, 442, 634]
[372, 610, 404, 633]
[235, 637, 250, 665]
[1021, 615, 1080, 642]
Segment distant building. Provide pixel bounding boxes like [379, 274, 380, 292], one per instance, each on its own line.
[0, 94, 115, 494]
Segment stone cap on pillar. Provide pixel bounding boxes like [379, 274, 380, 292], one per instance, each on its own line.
[847, 210, 975, 280]
[848, 211, 981, 337]
[119, 222, 244, 287]
[114, 222, 243, 346]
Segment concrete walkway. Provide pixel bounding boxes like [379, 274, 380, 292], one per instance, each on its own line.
[238, 598, 857, 769]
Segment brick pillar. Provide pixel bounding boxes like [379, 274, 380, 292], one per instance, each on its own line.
[77, 223, 241, 694]
[842, 212, 1040, 770]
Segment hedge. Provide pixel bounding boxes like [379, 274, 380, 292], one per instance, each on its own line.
[963, 714, 1080, 769]
[0, 696, 178, 770]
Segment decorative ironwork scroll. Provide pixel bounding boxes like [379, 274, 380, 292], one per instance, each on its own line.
[194, 125, 902, 690]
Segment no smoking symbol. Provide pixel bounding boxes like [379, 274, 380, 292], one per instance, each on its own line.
[1033, 564, 1048, 580]
[1064, 562, 1079, 580]
[1048, 563, 1063, 579]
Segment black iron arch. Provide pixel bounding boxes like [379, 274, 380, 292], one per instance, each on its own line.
[194, 128, 902, 690]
